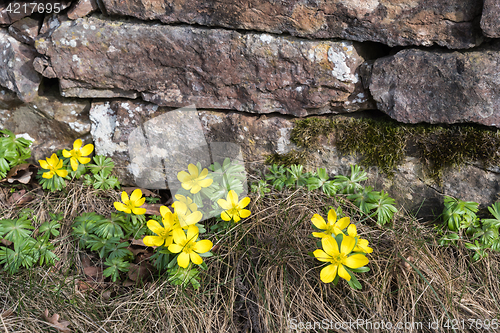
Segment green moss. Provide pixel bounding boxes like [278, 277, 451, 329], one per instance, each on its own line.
[265, 150, 307, 167]
[269, 116, 500, 184]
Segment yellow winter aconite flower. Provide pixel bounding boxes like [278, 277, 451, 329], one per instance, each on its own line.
[217, 190, 251, 222]
[38, 154, 68, 179]
[347, 224, 373, 254]
[143, 208, 179, 247]
[168, 225, 213, 268]
[313, 236, 369, 283]
[62, 139, 94, 171]
[165, 201, 202, 228]
[114, 189, 146, 215]
[311, 209, 350, 239]
[177, 164, 213, 194]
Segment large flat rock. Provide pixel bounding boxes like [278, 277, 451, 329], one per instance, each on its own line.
[35, 16, 371, 116]
[481, 0, 500, 38]
[101, 0, 483, 49]
[366, 42, 500, 128]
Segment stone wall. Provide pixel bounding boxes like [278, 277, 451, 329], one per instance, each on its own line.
[1, 0, 500, 219]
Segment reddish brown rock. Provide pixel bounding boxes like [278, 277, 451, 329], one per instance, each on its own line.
[8, 16, 41, 45]
[101, 0, 483, 49]
[35, 16, 372, 116]
[366, 42, 500, 128]
[481, 0, 500, 38]
[67, 0, 99, 20]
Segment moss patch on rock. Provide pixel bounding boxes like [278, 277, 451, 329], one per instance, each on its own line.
[269, 116, 500, 183]
[265, 150, 307, 167]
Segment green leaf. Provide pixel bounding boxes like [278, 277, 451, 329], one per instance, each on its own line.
[0, 216, 34, 243]
[103, 257, 130, 282]
[87, 155, 115, 177]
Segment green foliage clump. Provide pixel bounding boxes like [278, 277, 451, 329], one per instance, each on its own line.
[0, 210, 60, 274]
[259, 164, 397, 226]
[0, 129, 32, 179]
[439, 197, 500, 261]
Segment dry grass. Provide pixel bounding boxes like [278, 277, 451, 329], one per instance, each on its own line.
[1, 184, 500, 332]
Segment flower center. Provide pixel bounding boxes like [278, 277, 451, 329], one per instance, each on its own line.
[183, 241, 195, 253]
[332, 253, 347, 264]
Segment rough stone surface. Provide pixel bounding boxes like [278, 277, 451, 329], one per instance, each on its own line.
[481, 0, 500, 38]
[0, 28, 41, 102]
[0, 88, 24, 109]
[8, 17, 41, 45]
[102, 0, 483, 49]
[367, 42, 500, 128]
[68, 0, 99, 20]
[35, 16, 372, 116]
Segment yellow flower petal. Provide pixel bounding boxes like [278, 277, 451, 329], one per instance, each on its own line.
[55, 158, 64, 170]
[42, 171, 54, 179]
[345, 254, 369, 269]
[160, 206, 172, 217]
[217, 198, 232, 210]
[327, 209, 337, 225]
[177, 170, 191, 183]
[172, 228, 186, 244]
[320, 264, 338, 283]
[311, 214, 327, 230]
[312, 232, 329, 239]
[338, 265, 351, 281]
[198, 168, 208, 178]
[322, 236, 340, 257]
[114, 202, 131, 214]
[143, 235, 164, 247]
[39, 160, 49, 169]
[80, 143, 94, 156]
[132, 207, 146, 215]
[190, 184, 201, 194]
[77, 156, 91, 165]
[62, 149, 71, 158]
[187, 164, 199, 177]
[313, 249, 331, 262]
[340, 236, 356, 255]
[197, 178, 213, 188]
[347, 224, 357, 237]
[147, 220, 164, 235]
[190, 252, 203, 265]
[220, 210, 232, 221]
[186, 225, 199, 241]
[168, 243, 183, 253]
[336, 217, 351, 230]
[55, 169, 68, 178]
[121, 191, 129, 205]
[70, 157, 78, 171]
[238, 209, 251, 219]
[228, 190, 238, 205]
[182, 211, 202, 227]
[177, 252, 190, 268]
[130, 189, 143, 203]
[193, 239, 213, 253]
[238, 197, 251, 209]
[73, 139, 83, 150]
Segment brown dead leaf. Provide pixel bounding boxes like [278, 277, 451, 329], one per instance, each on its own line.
[83, 266, 104, 282]
[122, 187, 159, 198]
[1, 308, 14, 318]
[2, 163, 37, 184]
[142, 203, 162, 215]
[43, 309, 71, 333]
[101, 290, 112, 301]
[7, 189, 35, 206]
[128, 262, 155, 282]
[1, 238, 13, 246]
[75, 280, 97, 293]
[130, 238, 147, 247]
[122, 279, 136, 287]
[0, 187, 8, 204]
